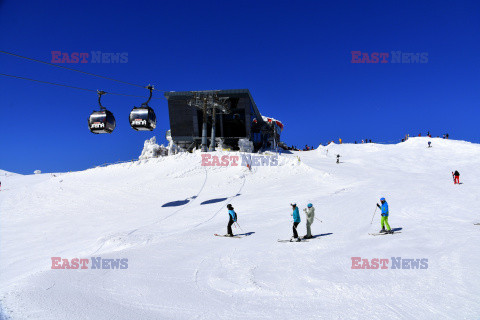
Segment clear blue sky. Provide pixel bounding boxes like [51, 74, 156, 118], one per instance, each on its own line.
[1, 0, 479, 174]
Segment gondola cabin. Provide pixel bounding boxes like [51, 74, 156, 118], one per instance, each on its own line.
[88, 110, 116, 134]
[129, 106, 156, 131]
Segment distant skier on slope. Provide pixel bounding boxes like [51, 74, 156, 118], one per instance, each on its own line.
[453, 170, 460, 184]
[428, 141, 432, 148]
[290, 203, 301, 242]
[303, 203, 315, 239]
[376, 197, 392, 234]
[226, 204, 237, 237]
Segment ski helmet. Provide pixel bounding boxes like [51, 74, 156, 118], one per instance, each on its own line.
[227, 204, 233, 210]
[291, 203, 296, 207]
[307, 203, 313, 208]
[380, 197, 385, 201]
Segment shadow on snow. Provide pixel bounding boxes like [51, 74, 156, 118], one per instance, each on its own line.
[201, 197, 229, 205]
[236, 232, 255, 237]
[311, 233, 333, 238]
[162, 199, 190, 207]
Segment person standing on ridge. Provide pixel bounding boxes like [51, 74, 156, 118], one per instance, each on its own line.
[303, 203, 315, 239]
[376, 197, 392, 234]
[290, 203, 301, 241]
[453, 171, 460, 184]
[226, 204, 237, 237]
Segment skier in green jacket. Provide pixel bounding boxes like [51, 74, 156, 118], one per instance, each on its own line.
[376, 197, 392, 234]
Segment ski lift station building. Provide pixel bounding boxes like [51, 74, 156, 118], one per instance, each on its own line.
[164, 89, 283, 151]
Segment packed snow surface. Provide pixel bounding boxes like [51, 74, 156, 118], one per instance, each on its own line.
[1, 137, 479, 319]
[0, 170, 20, 177]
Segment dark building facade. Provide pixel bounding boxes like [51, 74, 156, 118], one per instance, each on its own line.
[164, 89, 281, 151]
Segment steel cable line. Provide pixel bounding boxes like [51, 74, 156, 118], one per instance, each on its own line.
[0, 72, 163, 99]
[0, 50, 167, 92]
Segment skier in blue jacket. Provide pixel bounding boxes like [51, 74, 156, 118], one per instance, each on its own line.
[226, 204, 237, 237]
[376, 197, 392, 233]
[290, 203, 301, 241]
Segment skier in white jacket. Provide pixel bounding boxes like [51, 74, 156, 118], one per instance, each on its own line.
[303, 203, 315, 239]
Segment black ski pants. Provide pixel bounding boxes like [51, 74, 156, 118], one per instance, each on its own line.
[228, 218, 235, 236]
[293, 222, 299, 238]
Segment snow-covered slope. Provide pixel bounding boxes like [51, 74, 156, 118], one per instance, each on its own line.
[1, 137, 479, 319]
[0, 170, 20, 177]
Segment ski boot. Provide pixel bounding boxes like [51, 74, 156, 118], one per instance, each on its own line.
[379, 228, 386, 233]
[226, 234, 234, 237]
[387, 230, 394, 234]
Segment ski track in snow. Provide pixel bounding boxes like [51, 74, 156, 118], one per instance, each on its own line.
[1, 139, 480, 319]
[90, 166, 210, 255]
[192, 172, 247, 229]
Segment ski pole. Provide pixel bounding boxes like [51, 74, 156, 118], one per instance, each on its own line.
[314, 217, 322, 223]
[235, 221, 244, 232]
[370, 206, 378, 225]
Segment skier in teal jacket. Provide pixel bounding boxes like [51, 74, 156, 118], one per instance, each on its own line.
[291, 203, 301, 241]
[226, 204, 237, 237]
[376, 197, 392, 233]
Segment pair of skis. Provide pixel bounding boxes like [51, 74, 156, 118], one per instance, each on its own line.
[214, 219, 247, 238]
[277, 238, 308, 243]
[214, 234, 243, 238]
[277, 233, 332, 242]
[368, 231, 401, 236]
[214, 231, 255, 238]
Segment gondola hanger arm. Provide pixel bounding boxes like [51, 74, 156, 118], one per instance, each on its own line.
[97, 90, 107, 110]
[142, 85, 154, 107]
